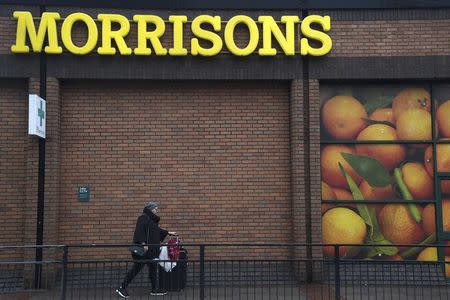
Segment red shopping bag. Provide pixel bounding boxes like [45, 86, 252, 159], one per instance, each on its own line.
[167, 237, 181, 260]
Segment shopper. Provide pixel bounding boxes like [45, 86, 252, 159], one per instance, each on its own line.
[116, 202, 176, 298]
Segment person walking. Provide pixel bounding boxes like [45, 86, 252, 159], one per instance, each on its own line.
[116, 202, 176, 298]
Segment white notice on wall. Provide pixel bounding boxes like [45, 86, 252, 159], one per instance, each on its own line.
[28, 94, 46, 138]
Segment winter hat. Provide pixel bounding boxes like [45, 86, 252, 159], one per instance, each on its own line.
[144, 201, 158, 210]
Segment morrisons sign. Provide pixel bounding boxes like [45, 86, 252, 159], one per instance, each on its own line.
[11, 11, 332, 57]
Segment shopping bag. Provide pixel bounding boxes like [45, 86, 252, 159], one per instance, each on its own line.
[158, 246, 177, 272]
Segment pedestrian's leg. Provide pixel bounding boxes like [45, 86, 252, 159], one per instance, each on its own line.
[121, 258, 145, 288]
[116, 256, 145, 298]
[148, 260, 158, 291]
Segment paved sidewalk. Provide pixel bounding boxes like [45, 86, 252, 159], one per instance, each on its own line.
[0, 284, 448, 300]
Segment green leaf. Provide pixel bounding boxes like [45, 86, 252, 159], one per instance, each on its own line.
[356, 204, 374, 238]
[338, 163, 374, 238]
[369, 208, 384, 241]
[363, 96, 393, 114]
[393, 168, 422, 223]
[366, 247, 382, 258]
[362, 118, 396, 128]
[373, 239, 398, 256]
[341, 152, 391, 187]
[338, 162, 399, 257]
[366, 240, 399, 258]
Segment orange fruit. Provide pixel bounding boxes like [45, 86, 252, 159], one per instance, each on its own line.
[321, 145, 362, 189]
[322, 204, 333, 214]
[392, 88, 431, 119]
[322, 207, 367, 258]
[396, 109, 432, 141]
[322, 181, 337, 200]
[424, 143, 450, 179]
[417, 247, 438, 261]
[401, 163, 434, 200]
[424, 145, 434, 177]
[424, 144, 450, 195]
[359, 180, 395, 214]
[355, 124, 406, 170]
[442, 180, 450, 196]
[333, 188, 357, 209]
[378, 204, 425, 248]
[322, 96, 367, 140]
[322, 181, 338, 214]
[422, 200, 450, 236]
[437, 100, 450, 138]
[332, 188, 353, 200]
[369, 108, 396, 124]
[417, 248, 450, 277]
[322, 188, 355, 213]
[359, 180, 396, 201]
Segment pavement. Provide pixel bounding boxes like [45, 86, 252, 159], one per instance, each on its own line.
[1, 284, 449, 300]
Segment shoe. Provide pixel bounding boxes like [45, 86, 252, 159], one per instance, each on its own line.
[115, 286, 129, 298]
[151, 290, 167, 296]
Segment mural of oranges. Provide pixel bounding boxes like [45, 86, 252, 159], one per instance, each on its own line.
[321, 145, 362, 189]
[396, 109, 432, 141]
[321, 95, 367, 140]
[378, 204, 425, 247]
[422, 200, 450, 236]
[437, 100, 450, 138]
[369, 108, 395, 124]
[320, 85, 450, 264]
[322, 207, 367, 258]
[355, 124, 405, 170]
[391, 87, 431, 119]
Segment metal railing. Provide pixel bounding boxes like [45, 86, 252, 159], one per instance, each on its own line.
[0, 243, 448, 299]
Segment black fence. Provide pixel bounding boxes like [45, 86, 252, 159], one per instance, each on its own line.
[0, 244, 448, 299]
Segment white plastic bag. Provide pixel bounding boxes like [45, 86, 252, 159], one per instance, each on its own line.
[157, 246, 177, 272]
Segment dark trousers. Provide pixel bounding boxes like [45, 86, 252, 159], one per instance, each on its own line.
[121, 254, 159, 291]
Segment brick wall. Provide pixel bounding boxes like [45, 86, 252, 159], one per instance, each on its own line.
[289, 80, 305, 246]
[308, 80, 322, 259]
[328, 20, 450, 57]
[59, 80, 291, 259]
[0, 80, 28, 259]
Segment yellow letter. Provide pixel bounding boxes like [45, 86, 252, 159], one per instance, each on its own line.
[168, 16, 188, 56]
[224, 15, 259, 56]
[61, 13, 98, 55]
[97, 14, 132, 55]
[11, 11, 62, 54]
[300, 15, 332, 56]
[133, 15, 167, 55]
[191, 15, 222, 56]
[258, 16, 299, 56]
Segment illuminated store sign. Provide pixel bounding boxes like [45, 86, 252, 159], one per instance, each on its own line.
[11, 12, 332, 56]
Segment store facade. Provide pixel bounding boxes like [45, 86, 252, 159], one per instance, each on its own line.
[0, 0, 449, 272]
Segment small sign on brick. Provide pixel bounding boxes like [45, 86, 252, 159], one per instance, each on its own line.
[78, 186, 90, 202]
[28, 94, 46, 139]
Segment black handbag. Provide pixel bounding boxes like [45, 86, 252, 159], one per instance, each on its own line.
[128, 244, 146, 257]
[128, 214, 150, 257]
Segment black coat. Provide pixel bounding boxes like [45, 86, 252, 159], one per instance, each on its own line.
[132, 209, 168, 258]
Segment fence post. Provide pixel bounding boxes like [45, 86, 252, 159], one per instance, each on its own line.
[334, 245, 340, 300]
[200, 245, 205, 300]
[60, 246, 68, 300]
